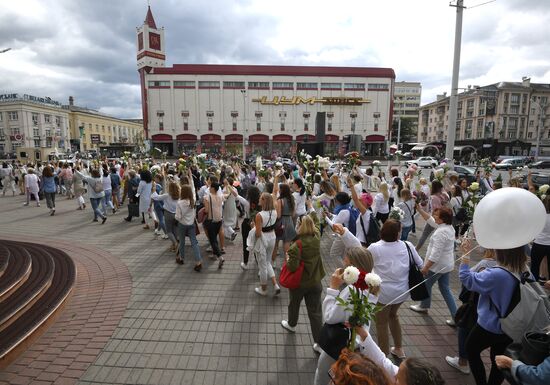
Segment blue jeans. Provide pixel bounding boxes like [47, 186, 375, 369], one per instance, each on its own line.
[400, 225, 412, 241]
[177, 223, 202, 263]
[154, 206, 166, 233]
[420, 270, 457, 317]
[90, 197, 105, 220]
[102, 189, 114, 213]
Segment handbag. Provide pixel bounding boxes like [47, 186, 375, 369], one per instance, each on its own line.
[318, 322, 351, 360]
[501, 331, 550, 385]
[128, 202, 139, 217]
[405, 241, 429, 301]
[275, 199, 285, 237]
[279, 240, 304, 289]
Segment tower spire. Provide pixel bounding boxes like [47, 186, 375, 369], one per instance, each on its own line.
[144, 5, 157, 29]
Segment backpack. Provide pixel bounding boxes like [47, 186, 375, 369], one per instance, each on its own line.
[345, 206, 360, 236]
[92, 179, 104, 194]
[494, 267, 550, 343]
[360, 212, 381, 246]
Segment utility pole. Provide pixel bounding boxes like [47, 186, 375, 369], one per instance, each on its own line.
[445, 0, 465, 164]
[534, 100, 547, 161]
[397, 116, 402, 149]
[241, 90, 247, 159]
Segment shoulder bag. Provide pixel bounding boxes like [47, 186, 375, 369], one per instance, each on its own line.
[405, 241, 429, 301]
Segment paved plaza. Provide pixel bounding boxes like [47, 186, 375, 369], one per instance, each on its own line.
[0, 194, 486, 385]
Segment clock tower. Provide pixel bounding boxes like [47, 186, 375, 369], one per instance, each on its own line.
[137, 6, 165, 140]
[136, 6, 165, 70]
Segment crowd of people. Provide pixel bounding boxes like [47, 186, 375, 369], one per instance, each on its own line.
[1, 155, 549, 385]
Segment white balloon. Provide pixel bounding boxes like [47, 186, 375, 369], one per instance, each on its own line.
[473, 187, 546, 249]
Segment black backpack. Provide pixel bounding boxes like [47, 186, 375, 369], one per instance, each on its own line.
[360, 212, 380, 246]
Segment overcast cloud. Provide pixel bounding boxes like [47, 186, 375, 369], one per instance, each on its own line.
[0, 0, 549, 118]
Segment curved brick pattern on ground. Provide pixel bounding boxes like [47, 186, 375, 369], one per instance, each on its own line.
[0, 195, 485, 385]
[0, 236, 131, 385]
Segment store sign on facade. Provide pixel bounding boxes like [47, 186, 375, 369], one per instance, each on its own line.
[0, 93, 62, 107]
[10, 134, 25, 141]
[252, 96, 371, 106]
[90, 134, 101, 144]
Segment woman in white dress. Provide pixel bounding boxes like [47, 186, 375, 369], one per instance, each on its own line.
[222, 177, 238, 241]
[138, 169, 153, 229]
[23, 168, 40, 206]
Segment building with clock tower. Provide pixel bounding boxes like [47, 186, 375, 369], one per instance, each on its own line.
[137, 6, 395, 157]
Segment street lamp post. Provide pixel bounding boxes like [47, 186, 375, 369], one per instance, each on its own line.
[241, 89, 247, 159]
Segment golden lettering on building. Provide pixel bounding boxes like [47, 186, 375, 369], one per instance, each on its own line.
[252, 96, 371, 106]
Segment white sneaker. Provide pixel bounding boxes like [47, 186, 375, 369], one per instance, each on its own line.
[161, 234, 169, 239]
[409, 304, 429, 314]
[313, 343, 323, 354]
[254, 287, 267, 296]
[446, 319, 456, 327]
[281, 320, 296, 333]
[206, 246, 212, 252]
[445, 356, 470, 374]
[240, 262, 248, 270]
[154, 229, 161, 235]
[274, 284, 281, 296]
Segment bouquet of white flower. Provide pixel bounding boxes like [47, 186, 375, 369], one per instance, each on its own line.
[388, 206, 405, 221]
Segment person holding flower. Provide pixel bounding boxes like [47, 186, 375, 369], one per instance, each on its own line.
[280, 213, 325, 352]
[415, 180, 450, 250]
[397, 188, 415, 241]
[313, 222, 379, 385]
[410, 204, 458, 326]
[372, 182, 390, 223]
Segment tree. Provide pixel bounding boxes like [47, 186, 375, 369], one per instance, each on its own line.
[391, 118, 417, 146]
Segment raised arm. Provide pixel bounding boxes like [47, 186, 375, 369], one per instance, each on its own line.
[347, 176, 367, 214]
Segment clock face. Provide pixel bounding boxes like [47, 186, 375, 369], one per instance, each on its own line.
[149, 32, 161, 50]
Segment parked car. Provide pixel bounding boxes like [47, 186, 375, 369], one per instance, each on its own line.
[528, 160, 550, 169]
[495, 158, 525, 170]
[454, 165, 477, 184]
[405, 156, 438, 168]
[530, 173, 550, 189]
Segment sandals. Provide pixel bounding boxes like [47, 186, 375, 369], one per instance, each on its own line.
[175, 257, 184, 265]
[194, 264, 202, 272]
[390, 347, 406, 360]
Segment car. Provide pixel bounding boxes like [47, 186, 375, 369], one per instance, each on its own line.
[495, 158, 525, 170]
[530, 173, 550, 189]
[453, 165, 477, 184]
[528, 160, 550, 169]
[406, 156, 438, 168]
[328, 161, 345, 174]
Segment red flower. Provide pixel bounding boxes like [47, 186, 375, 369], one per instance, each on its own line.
[353, 271, 368, 291]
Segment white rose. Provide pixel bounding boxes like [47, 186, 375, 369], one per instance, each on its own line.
[275, 162, 283, 167]
[468, 200, 474, 207]
[539, 184, 550, 194]
[542, 194, 547, 200]
[343, 266, 360, 285]
[365, 273, 382, 287]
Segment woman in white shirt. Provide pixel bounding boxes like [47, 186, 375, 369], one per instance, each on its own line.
[222, 177, 239, 241]
[292, 178, 307, 218]
[410, 204, 458, 325]
[101, 169, 116, 215]
[152, 181, 180, 253]
[397, 188, 415, 241]
[372, 182, 390, 223]
[23, 168, 40, 206]
[175, 184, 202, 271]
[252, 193, 279, 296]
[346, 177, 374, 246]
[368, 220, 423, 358]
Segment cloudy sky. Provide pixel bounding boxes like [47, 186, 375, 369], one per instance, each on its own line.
[1, 0, 549, 119]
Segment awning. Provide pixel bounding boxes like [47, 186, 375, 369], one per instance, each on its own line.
[201, 134, 222, 143]
[176, 134, 197, 143]
[225, 134, 243, 143]
[249, 134, 269, 143]
[273, 134, 292, 143]
[151, 134, 173, 143]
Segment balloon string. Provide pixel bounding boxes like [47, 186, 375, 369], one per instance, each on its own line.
[381, 244, 481, 308]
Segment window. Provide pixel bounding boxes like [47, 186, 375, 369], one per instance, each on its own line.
[0, 128, 4, 139]
[510, 106, 519, 114]
[477, 130, 483, 139]
[32, 113, 39, 126]
[321, 83, 341, 90]
[456, 121, 462, 130]
[528, 132, 533, 138]
[182, 110, 190, 118]
[198, 81, 220, 88]
[256, 122, 261, 131]
[477, 119, 484, 129]
[273, 82, 293, 89]
[173, 81, 195, 87]
[206, 111, 214, 118]
[11, 127, 20, 135]
[45, 129, 51, 137]
[223, 81, 245, 89]
[33, 128, 39, 137]
[232, 122, 237, 131]
[466, 99, 474, 109]
[510, 93, 520, 104]
[520, 118, 525, 129]
[8, 111, 18, 121]
[55, 116, 61, 127]
[34, 139, 40, 147]
[157, 111, 164, 117]
[208, 122, 213, 131]
[95, 124, 99, 131]
[0, 113, 2, 122]
[374, 123, 378, 131]
[327, 122, 332, 131]
[279, 111, 287, 118]
[297, 82, 317, 90]
[280, 122, 285, 131]
[102, 125, 105, 132]
[508, 131, 516, 139]
[159, 121, 164, 131]
[344, 83, 365, 90]
[248, 82, 269, 89]
[148, 81, 170, 87]
[531, 108, 536, 115]
[368, 83, 389, 90]
[183, 122, 188, 131]
[509, 118, 518, 129]
[304, 122, 309, 131]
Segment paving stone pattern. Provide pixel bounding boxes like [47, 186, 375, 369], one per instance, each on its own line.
[0, 194, 487, 385]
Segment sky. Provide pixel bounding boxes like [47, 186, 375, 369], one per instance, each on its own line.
[0, 0, 549, 119]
